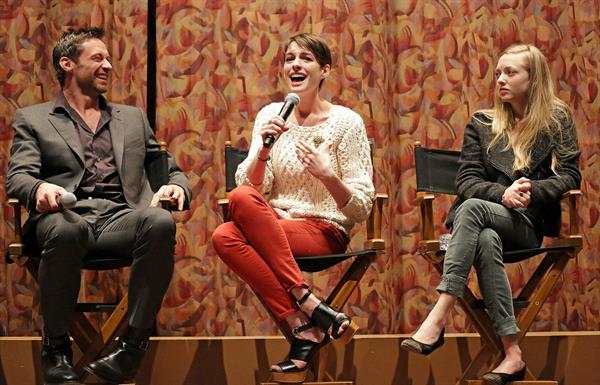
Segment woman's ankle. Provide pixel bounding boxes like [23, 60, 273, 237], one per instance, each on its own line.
[285, 311, 324, 343]
[285, 310, 309, 332]
[297, 326, 325, 344]
[300, 294, 320, 317]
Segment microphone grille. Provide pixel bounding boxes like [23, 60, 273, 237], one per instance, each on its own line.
[285, 93, 300, 105]
[60, 192, 77, 209]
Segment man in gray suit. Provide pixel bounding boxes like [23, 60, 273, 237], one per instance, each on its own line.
[6, 27, 191, 385]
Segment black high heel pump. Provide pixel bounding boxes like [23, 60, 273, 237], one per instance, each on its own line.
[481, 365, 526, 385]
[400, 328, 445, 356]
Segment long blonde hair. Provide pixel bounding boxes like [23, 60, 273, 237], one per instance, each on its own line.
[477, 44, 572, 173]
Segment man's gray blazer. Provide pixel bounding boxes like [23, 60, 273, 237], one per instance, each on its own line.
[6, 100, 191, 222]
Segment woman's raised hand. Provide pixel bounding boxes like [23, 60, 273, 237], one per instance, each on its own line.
[296, 140, 334, 180]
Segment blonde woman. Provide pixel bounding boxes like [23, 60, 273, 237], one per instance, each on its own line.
[401, 44, 580, 385]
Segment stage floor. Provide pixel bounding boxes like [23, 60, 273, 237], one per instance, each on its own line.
[1, 331, 598, 385]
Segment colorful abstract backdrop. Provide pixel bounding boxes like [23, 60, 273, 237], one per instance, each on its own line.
[1, 0, 598, 337]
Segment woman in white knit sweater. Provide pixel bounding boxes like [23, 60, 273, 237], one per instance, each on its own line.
[212, 33, 374, 383]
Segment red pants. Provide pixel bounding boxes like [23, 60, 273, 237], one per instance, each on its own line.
[212, 186, 348, 320]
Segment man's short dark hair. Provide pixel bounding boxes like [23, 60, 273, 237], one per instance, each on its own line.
[52, 27, 105, 87]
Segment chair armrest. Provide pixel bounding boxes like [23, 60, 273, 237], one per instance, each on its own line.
[7, 198, 28, 266]
[560, 189, 582, 238]
[218, 198, 230, 222]
[158, 196, 180, 211]
[366, 193, 387, 250]
[415, 192, 436, 242]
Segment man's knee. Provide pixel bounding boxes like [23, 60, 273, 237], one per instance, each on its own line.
[139, 207, 176, 239]
[36, 212, 90, 252]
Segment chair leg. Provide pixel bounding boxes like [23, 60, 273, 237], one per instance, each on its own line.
[455, 289, 503, 383]
[475, 253, 567, 381]
[423, 255, 502, 381]
[255, 252, 375, 384]
[70, 311, 102, 357]
[460, 289, 503, 354]
[24, 258, 131, 379]
[74, 293, 129, 375]
[515, 252, 556, 302]
[515, 253, 570, 343]
[465, 251, 572, 383]
[325, 252, 377, 310]
[313, 345, 336, 382]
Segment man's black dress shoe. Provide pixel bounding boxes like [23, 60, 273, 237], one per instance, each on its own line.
[481, 365, 526, 385]
[41, 335, 81, 385]
[84, 338, 146, 384]
[400, 328, 445, 356]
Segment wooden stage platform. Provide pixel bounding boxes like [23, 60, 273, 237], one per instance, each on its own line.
[0, 332, 598, 385]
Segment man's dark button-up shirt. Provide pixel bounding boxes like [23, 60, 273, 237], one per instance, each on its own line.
[53, 92, 124, 202]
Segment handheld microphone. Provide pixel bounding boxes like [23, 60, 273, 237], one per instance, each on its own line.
[59, 192, 77, 209]
[263, 93, 300, 148]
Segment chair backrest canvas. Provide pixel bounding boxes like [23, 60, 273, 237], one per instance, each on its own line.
[224, 146, 249, 192]
[414, 146, 461, 195]
[146, 142, 170, 192]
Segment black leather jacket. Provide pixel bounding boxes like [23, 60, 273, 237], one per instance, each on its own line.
[445, 112, 581, 237]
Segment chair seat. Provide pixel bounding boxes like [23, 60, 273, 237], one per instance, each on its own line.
[432, 244, 577, 265]
[503, 244, 577, 263]
[296, 249, 377, 273]
[472, 299, 529, 310]
[7, 243, 133, 271]
[83, 256, 132, 270]
[439, 243, 577, 311]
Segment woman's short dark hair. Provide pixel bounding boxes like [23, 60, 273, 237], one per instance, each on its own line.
[284, 33, 332, 68]
[52, 27, 105, 87]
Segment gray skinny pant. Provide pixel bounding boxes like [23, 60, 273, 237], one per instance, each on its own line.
[33, 199, 176, 337]
[437, 198, 541, 336]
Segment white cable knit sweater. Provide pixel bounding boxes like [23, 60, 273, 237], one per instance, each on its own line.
[236, 103, 374, 236]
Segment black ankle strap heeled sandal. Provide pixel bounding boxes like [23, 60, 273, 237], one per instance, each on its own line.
[295, 290, 312, 307]
[270, 323, 330, 383]
[311, 302, 359, 344]
[296, 290, 359, 345]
